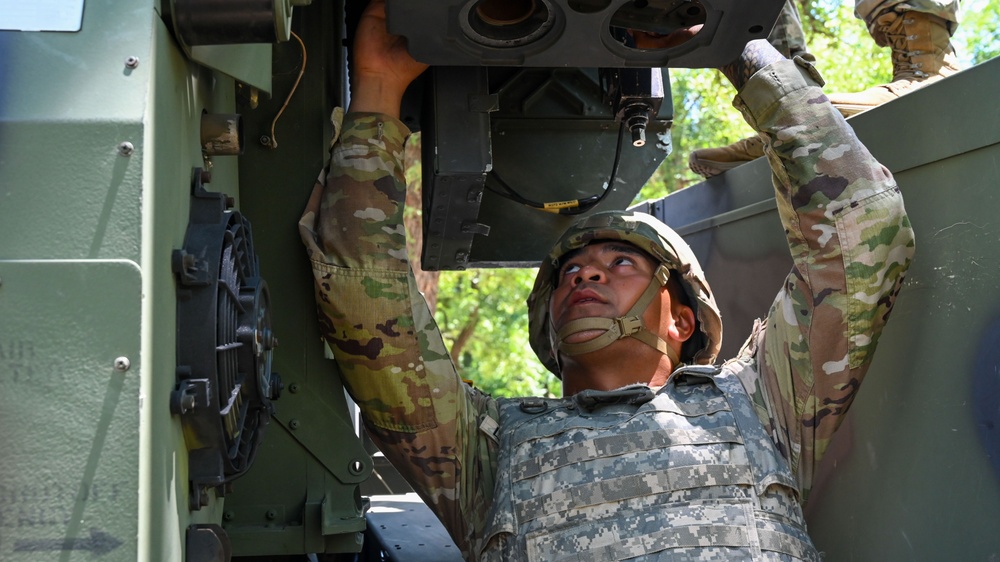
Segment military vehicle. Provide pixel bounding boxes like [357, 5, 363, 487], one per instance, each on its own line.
[1, 0, 998, 560]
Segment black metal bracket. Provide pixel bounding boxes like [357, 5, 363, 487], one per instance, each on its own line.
[421, 66, 496, 270]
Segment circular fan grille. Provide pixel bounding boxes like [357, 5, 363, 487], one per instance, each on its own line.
[217, 226, 248, 466]
[172, 176, 278, 509]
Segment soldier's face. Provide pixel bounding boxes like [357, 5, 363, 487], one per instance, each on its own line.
[548, 241, 662, 344]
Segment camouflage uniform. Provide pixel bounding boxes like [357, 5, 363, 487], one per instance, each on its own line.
[300, 57, 914, 560]
[769, 0, 809, 59]
[769, 0, 960, 52]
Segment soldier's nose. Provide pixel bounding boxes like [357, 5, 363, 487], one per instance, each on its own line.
[573, 265, 604, 284]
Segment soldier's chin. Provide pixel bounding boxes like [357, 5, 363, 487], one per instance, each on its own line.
[562, 329, 605, 344]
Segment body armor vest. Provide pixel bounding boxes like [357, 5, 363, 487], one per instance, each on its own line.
[476, 365, 820, 561]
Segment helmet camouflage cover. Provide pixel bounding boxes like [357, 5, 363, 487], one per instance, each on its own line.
[528, 210, 723, 376]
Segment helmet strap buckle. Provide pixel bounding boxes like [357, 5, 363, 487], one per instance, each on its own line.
[653, 264, 671, 286]
[615, 316, 643, 338]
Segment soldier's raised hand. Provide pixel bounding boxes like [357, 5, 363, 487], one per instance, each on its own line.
[349, 0, 428, 117]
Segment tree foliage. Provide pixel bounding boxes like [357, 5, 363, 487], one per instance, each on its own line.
[414, 0, 998, 397]
[954, 0, 1000, 64]
[434, 268, 560, 398]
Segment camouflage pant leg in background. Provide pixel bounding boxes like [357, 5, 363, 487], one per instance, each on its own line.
[768, 0, 960, 53]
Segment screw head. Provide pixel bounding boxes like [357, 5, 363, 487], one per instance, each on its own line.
[180, 392, 196, 413]
[114, 357, 131, 372]
[118, 142, 134, 157]
[124, 56, 140, 69]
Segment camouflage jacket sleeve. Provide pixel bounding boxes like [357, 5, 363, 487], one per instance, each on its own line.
[298, 112, 500, 557]
[727, 57, 915, 501]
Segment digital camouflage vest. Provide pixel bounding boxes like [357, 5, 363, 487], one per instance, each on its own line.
[477, 365, 821, 561]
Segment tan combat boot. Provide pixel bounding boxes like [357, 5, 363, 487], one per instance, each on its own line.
[688, 135, 765, 178]
[827, 11, 960, 116]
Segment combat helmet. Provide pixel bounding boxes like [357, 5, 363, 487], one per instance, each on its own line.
[528, 210, 723, 376]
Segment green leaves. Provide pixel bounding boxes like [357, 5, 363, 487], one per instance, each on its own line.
[435, 268, 562, 397]
[955, 0, 1000, 65]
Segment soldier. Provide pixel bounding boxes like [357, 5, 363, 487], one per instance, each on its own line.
[299, 1, 915, 559]
[689, 0, 961, 177]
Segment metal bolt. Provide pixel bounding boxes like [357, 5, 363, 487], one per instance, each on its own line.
[118, 142, 134, 157]
[289, 419, 300, 430]
[288, 383, 300, 393]
[179, 392, 196, 414]
[124, 56, 140, 69]
[114, 357, 131, 372]
[223, 511, 234, 521]
[259, 135, 271, 146]
[349, 460, 365, 475]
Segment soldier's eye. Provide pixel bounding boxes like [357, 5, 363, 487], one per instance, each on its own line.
[561, 264, 581, 276]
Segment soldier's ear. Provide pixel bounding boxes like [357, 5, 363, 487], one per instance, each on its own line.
[668, 304, 695, 343]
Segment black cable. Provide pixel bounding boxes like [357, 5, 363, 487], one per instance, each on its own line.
[487, 122, 627, 215]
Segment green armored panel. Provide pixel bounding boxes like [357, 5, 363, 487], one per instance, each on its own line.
[0, 261, 140, 559]
[0, 0, 362, 560]
[0, 1, 155, 559]
[640, 56, 1000, 559]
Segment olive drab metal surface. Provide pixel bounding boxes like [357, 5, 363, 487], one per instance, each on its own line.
[0, 0, 369, 559]
[2, 0, 999, 560]
[0, 261, 140, 558]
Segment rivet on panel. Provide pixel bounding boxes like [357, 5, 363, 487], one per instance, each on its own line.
[118, 142, 134, 157]
[125, 56, 140, 69]
[114, 357, 131, 372]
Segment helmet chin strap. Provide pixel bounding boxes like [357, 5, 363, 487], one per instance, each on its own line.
[555, 264, 680, 367]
